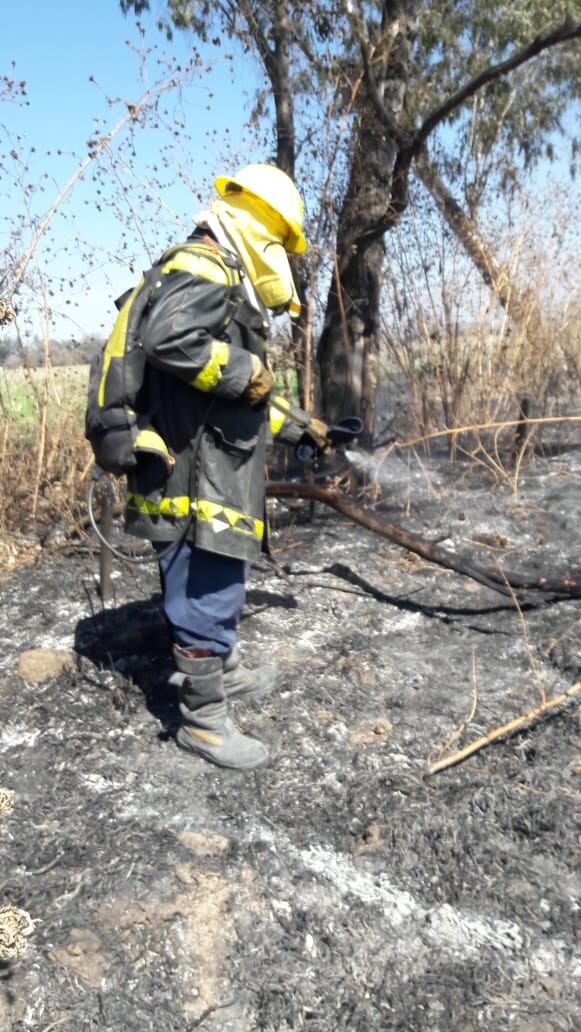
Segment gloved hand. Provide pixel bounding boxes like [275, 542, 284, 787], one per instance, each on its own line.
[244, 354, 275, 406]
[301, 415, 330, 451]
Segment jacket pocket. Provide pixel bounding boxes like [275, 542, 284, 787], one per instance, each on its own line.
[197, 413, 266, 517]
[207, 404, 264, 457]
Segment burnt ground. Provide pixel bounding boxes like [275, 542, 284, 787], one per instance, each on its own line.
[0, 433, 580, 1031]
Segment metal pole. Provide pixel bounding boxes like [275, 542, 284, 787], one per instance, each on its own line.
[99, 478, 114, 602]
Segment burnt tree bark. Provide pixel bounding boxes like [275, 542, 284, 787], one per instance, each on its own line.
[317, 1, 420, 440]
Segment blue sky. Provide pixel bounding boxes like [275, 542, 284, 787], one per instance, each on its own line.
[2, 0, 265, 338]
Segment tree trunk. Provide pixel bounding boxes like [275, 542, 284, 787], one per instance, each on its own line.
[318, 230, 386, 434]
[267, 0, 310, 409]
[270, 1, 294, 178]
[317, 1, 420, 440]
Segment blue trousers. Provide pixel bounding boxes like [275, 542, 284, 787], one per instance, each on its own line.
[155, 541, 249, 657]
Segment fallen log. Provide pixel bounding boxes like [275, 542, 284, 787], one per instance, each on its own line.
[266, 482, 581, 601]
[425, 681, 580, 776]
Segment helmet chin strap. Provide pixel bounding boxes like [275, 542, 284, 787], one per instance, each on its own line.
[269, 301, 291, 317]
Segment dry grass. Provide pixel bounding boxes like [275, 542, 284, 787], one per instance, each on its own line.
[381, 185, 581, 468]
[0, 364, 92, 561]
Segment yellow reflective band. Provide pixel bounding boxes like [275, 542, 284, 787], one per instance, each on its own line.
[98, 278, 144, 407]
[187, 729, 223, 746]
[195, 499, 264, 539]
[133, 426, 171, 464]
[126, 493, 264, 539]
[127, 493, 190, 517]
[195, 499, 225, 523]
[161, 251, 230, 285]
[192, 339, 229, 392]
[269, 396, 290, 437]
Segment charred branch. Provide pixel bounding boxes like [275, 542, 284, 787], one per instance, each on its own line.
[266, 482, 581, 601]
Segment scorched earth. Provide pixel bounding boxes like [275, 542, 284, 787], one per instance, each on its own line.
[0, 437, 579, 1031]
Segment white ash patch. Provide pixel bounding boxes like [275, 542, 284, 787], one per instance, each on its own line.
[30, 633, 76, 653]
[243, 823, 577, 982]
[78, 772, 125, 795]
[386, 611, 423, 631]
[0, 725, 41, 748]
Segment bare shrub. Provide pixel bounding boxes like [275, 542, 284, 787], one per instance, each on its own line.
[379, 183, 581, 469]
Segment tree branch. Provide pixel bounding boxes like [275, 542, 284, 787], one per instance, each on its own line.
[426, 681, 580, 776]
[359, 37, 408, 148]
[8, 72, 183, 299]
[266, 482, 581, 601]
[238, 0, 276, 79]
[361, 14, 581, 218]
[413, 16, 581, 156]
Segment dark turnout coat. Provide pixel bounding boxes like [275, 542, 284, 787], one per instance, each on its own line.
[124, 234, 307, 562]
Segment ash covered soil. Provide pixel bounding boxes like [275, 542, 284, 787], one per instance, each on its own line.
[0, 438, 580, 1031]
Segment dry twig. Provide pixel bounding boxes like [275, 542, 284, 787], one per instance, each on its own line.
[433, 647, 479, 764]
[8, 72, 185, 300]
[389, 414, 581, 452]
[425, 681, 580, 776]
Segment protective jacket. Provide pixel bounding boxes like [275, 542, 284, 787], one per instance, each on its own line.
[123, 233, 308, 562]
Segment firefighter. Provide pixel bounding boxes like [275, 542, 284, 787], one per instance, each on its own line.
[124, 164, 328, 770]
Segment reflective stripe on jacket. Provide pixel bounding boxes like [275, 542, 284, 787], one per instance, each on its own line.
[124, 234, 308, 562]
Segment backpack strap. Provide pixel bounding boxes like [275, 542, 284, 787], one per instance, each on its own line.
[155, 237, 243, 289]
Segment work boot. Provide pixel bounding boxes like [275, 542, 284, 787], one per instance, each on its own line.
[223, 645, 277, 701]
[171, 646, 268, 770]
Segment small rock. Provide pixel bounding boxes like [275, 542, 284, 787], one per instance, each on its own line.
[354, 822, 382, 855]
[178, 830, 230, 857]
[17, 649, 75, 683]
[0, 906, 35, 960]
[0, 788, 15, 815]
[175, 862, 196, 885]
[349, 717, 393, 746]
[50, 927, 107, 988]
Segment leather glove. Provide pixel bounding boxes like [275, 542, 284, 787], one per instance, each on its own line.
[244, 353, 275, 406]
[302, 416, 330, 451]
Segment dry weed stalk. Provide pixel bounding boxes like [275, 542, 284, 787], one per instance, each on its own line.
[432, 647, 480, 765]
[0, 788, 15, 815]
[426, 565, 579, 776]
[497, 565, 547, 705]
[7, 71, 189, 303]
[390, 413, 581, 451]
[426, 682, 580, 776]
[1, 55, 207, 547]
[368, 412, 581, 502]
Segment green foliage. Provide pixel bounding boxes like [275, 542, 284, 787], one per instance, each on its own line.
[120, 0, 580, 202]
[416, 1, 581, 200]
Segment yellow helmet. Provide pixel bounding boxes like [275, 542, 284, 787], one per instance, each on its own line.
[214, 163, 307, 254]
